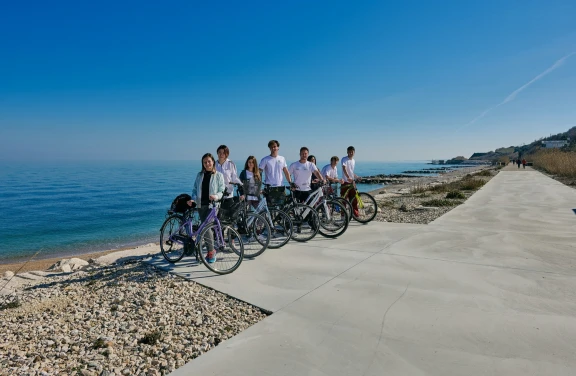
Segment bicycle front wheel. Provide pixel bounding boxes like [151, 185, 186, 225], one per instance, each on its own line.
[240, 212, 271, 258]
[332, 197, 353, 223]
[286, 203, 320, 242]
[198, 223, 244, 274]
[159, 215, 188, 263]
[351, 192, 378, 223]
[317, 200, 350, 238]
[266, 208, 293, 248]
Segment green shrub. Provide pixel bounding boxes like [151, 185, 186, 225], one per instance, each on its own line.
[421, 199, 461, 207]
[446, 191, 465, 199]
[475, 170, 492, 177]
[459, 179, 486, 190]
[410, 184, 428, 194]
[139, 331, 162, 345]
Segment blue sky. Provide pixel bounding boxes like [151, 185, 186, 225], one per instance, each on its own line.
[1, 0, 575, 162]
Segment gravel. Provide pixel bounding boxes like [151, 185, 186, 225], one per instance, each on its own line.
[0, 260, 268, 376]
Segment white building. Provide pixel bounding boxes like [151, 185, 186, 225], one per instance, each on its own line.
[542, 140, 569, 148]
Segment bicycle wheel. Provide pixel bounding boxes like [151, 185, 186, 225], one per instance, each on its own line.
[351, 192, 378, 223]
[198, 223, 244, 274]
[159, 215, 189, 263]
[332, 197, 353, 223]
[317, 200, 350, 238]
[238, 212, 271, 258]
[286, 203, 320, 242]
[266, 208, 293, 248]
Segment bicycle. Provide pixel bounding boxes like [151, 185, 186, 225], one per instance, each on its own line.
[299, 183, 349, 238]
[340, 180, 378, 223]
[266, 183, 321, 242]
[159, 197, 244, 275]
[219, 183, 271, 258]
[252, 183, 294, 248]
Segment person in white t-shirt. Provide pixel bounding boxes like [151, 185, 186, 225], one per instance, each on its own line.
[341, 146, 361, 217]
[321, 156, 343, 184]
[259, 140, 292, 188]
[288, 147, 325, 203]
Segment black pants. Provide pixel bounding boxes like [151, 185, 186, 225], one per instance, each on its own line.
[293, 190, 311, 204]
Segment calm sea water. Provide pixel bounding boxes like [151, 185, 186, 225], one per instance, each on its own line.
[0, 160, 448, 262]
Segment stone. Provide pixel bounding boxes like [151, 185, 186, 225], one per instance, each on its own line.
[3, 271, 14, 279]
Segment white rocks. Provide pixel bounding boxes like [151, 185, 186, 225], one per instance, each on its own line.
[3, 270, 14, 279]
[49, 257, 89, 273]
[0, 261, 267, 375]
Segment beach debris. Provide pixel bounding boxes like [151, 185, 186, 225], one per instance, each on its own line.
[48, 257, 89, 273]
[2, 271, 14, 279]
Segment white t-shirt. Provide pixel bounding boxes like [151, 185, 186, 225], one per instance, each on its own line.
[216, 159, 241, 198]
[321, 164, 338, 180]
[288, 161, 318, 191]
[341, 156, 356, 183]
[259, 155, 287, 187]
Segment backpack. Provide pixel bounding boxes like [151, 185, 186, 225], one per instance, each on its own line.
[170, 193, 193, 214]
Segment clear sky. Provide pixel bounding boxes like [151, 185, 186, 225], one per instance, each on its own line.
[1, 0, 575, 162]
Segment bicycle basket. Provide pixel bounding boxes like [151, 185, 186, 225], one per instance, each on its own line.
[264, 186, 287, 207]
[322, 185, 334, 196]
[170, 193, 192, 214]
[241, 180, 262, 198]
[218, 201, 242, 223]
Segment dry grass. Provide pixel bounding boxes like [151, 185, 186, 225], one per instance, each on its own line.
[530, 149, 576, 177]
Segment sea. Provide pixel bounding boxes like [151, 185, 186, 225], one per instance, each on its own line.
[0, 160, 455, 263]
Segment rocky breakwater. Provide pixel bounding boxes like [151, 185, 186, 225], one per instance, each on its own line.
[361, 174, 421, 184]
[0, 259, 267, 376]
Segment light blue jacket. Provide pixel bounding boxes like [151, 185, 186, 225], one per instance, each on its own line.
[191, 171, 226, 208]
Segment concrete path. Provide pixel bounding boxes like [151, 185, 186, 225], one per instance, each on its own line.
[149, 168, 576, 376]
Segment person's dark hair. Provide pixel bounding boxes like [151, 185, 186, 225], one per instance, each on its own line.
[268, 140, 280, 148]
[244, 156, 261, 182]
[201, 153, 216, 174]
[217, 145, 230, 157]
[300, 146, 309, 153]
[307, 155, 316, 164]
[330, 156, 340, 163]
[347, 146, 355, 152]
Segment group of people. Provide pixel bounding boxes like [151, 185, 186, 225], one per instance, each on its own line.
[515, 158, 527, 169]
[187, 141, 363, 262]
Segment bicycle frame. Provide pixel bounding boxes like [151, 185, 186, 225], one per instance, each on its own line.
[172, 203, 224, 250]
[301, 186, 332, 221]
[340, 182, 364, 207]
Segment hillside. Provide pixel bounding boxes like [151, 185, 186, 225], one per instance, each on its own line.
[465, 126, 576, 162]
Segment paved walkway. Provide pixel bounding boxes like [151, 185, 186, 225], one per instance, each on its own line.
[149, 168, 576, 375]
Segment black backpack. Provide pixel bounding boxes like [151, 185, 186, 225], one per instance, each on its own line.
[170, 193, 193, 214]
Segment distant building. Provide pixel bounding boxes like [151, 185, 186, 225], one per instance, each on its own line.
[542, 140, 569, 148]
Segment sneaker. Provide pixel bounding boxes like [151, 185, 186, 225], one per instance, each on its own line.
[257, 234, 267, 243]
[206, 250, 216, 263]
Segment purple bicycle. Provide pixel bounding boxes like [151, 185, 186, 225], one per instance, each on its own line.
[159, 198, 244, 275]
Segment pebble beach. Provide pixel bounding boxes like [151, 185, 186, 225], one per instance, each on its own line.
[0, 164, 494, 376]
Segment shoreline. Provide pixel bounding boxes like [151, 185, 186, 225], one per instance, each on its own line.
[0, 165, 488, 277]
[0, 243, 158, 276]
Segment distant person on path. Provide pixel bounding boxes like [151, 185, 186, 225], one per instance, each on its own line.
[516, 158, 521, 169]
[341, 146, 361, 217]
[522, 158, 527, 169]
[216, 145, 242, 209]
[189, 153, 225, 263]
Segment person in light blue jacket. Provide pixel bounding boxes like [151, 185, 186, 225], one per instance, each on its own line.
[188, 153, 225, 263]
